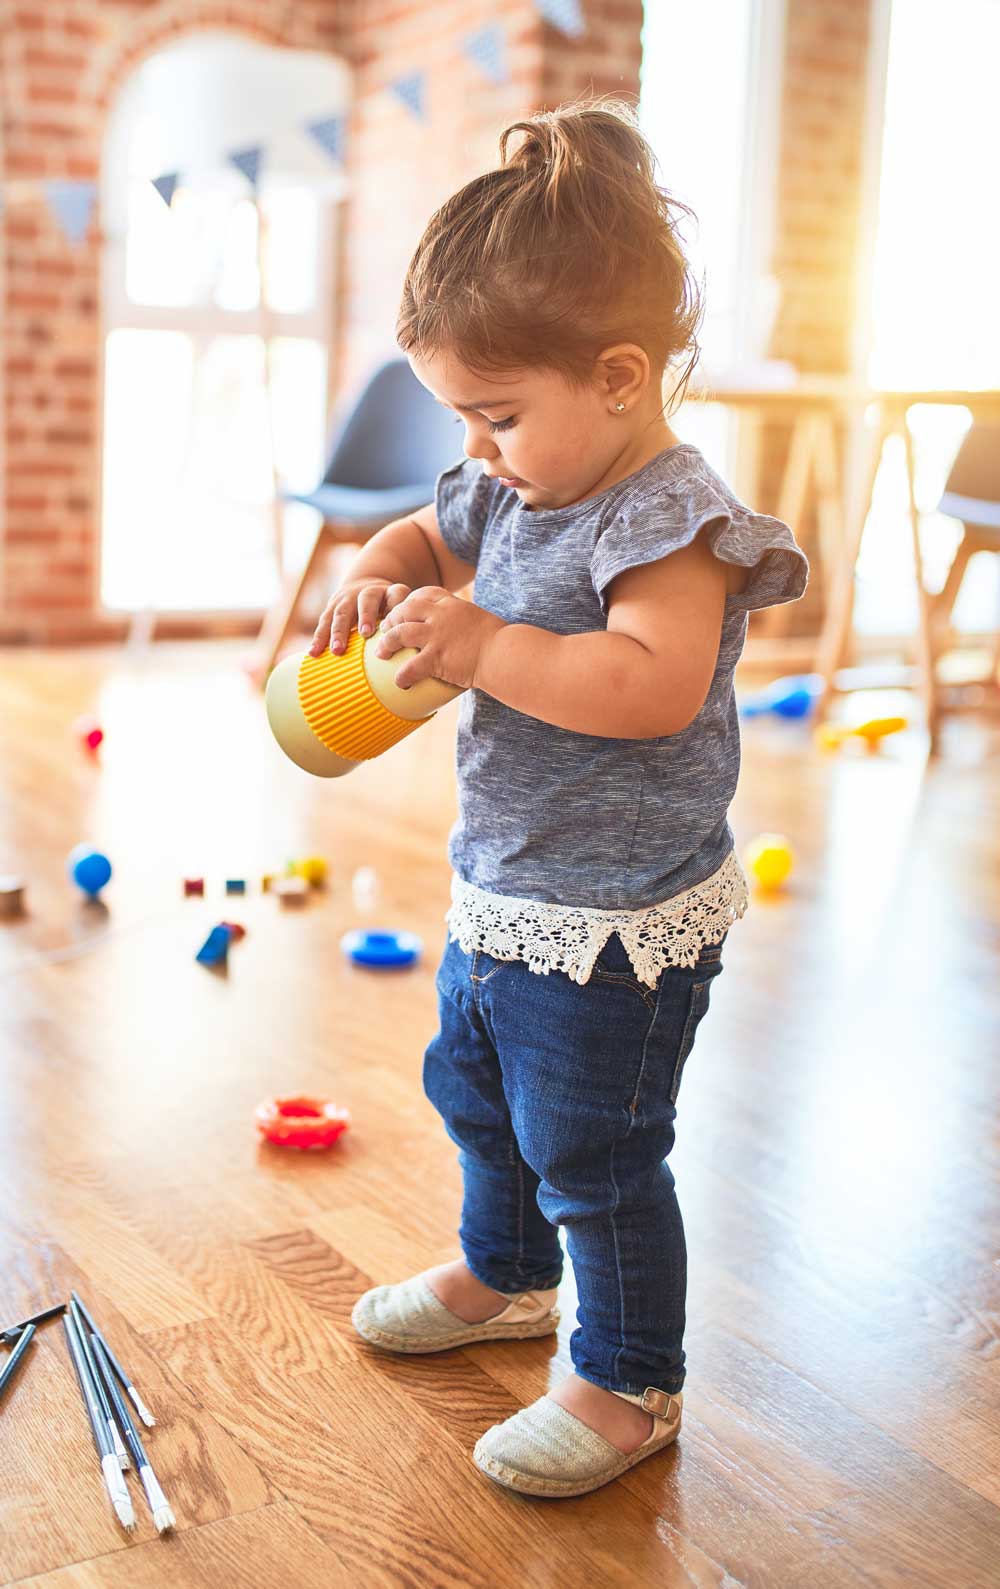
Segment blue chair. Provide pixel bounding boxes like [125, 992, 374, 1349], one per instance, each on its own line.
[257, 356, 463, 675]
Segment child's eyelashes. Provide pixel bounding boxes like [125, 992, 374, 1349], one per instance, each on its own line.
[453, 415, 517, 433]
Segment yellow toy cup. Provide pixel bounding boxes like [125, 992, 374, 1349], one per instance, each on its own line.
[265, 629, 463, 777]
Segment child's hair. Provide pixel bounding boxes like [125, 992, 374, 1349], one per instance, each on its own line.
[397, 95, 704, 414]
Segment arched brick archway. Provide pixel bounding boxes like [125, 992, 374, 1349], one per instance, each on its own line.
[0, 0, 351, 641]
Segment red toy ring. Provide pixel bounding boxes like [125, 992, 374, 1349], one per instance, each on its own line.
[255, 1095, 351, 1151]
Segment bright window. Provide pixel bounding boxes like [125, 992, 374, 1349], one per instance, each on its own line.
[100, 36, 346, 613]
[640, 1, 784, 477]
[855, 0, 1000, 637]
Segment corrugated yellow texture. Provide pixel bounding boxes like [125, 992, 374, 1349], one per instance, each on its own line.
[297, 632, 421, 760]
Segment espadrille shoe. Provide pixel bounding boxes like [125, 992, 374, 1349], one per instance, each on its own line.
[351, 1274, 560, 1354]
[473, 1386, 683, 1498]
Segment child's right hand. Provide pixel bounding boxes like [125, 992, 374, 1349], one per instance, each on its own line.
[309, 579, 412, 658]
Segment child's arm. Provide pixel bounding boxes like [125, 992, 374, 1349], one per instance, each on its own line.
[473, 529, 729, 738]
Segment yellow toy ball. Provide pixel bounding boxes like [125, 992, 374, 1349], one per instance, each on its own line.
[291, 857, 328, 887]
[743, 833, 795, 890]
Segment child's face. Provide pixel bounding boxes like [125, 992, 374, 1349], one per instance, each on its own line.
[409, 348, 628, 511]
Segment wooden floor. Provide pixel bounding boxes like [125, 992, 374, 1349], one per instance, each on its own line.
[1, 640, 998, 1588]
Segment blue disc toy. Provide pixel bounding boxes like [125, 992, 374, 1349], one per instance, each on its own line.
[66, 844, 112, 898]
[340, 928, 422, 969]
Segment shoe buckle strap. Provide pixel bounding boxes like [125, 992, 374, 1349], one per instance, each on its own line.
[639, 1387, 676, 1418]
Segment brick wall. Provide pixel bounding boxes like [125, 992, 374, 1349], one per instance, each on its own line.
[0, 0, 874, 642]
[759, 0, 876, 631]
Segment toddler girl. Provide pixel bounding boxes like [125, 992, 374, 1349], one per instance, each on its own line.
[309, 98, 808, 1499]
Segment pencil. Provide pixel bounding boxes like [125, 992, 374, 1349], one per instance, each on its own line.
[0, 1323, 36, 1402]
[0, 1302, 66, 1345]
[91, 1333, 176, 1534]
[62, 1313, 135, 1532]
[70, 1290, 156, 1427]
[68, 1299, 130, 1471]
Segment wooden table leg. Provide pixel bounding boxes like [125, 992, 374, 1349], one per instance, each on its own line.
[812, 411, 846, 598]
[814, 412, 889, 720]
[756, 412, 819, 638]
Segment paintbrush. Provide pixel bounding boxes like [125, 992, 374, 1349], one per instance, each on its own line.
[91, 1334, 176, 1533]
[62, 1313, 135, 1532]
[68, 1299, 130, 1471]
[0, 1302, 66, 1345]
[70, 1290, 155, 1427]
[0, 1323, 36, 1403]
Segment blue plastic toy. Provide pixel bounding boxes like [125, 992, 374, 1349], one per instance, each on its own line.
[196, 924, 232, 967]
[340, 928, 422, 969]
[739, 673, 823, 720]
[66, 844, 112, 898]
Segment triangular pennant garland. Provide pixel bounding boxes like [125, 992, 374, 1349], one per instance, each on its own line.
[535, 0, 587, 38]
[390, 72, 427, 121]
[44, 181, 97, 246]
[463, 23, 509, 85]
[228, 146, 263, 191]
[305, 114, 347, 165]
[152, 172, 180, 209]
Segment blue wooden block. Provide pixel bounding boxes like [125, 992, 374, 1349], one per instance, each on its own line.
[225, 879, 247, 895]
[196, 924, 232, 966]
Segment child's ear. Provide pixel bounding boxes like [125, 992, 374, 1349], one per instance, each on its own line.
[595, 343, 649, 412]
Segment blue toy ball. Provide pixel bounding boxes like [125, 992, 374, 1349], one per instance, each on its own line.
[66, 844, 112, 898]
[341, 928, 422, 969]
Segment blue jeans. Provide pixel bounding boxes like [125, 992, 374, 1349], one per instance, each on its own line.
[422, 928, 726, 1397]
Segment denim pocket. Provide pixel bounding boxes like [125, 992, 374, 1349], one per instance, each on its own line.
[591, 934, 657, 1010]
[668, 971, 718, 1105]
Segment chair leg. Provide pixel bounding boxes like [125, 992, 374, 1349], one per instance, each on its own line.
[901, 416, 940, 750]
[928, 527, 976, 654]
[254, 521, 337, 684]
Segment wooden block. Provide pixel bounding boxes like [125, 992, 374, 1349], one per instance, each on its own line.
[272, 876, 309, 907]
[0, 875, 26, 918]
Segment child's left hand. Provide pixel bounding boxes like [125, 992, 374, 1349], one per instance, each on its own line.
[374, 586, 506, 692]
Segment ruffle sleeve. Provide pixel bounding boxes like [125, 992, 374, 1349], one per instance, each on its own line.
[590, 487, 809, 614]
[434, 457, 500, 568]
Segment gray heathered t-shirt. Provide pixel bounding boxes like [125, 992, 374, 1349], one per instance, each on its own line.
[435, 443, 809, 911]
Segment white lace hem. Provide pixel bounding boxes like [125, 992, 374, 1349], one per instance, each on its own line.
[445, 849, 750, 987]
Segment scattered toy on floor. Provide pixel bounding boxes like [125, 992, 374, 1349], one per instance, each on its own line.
[814, 716, 908, 753]
[254, 1094, 351, 1151]
[0, 875, 27, 919]
[224, 879, 246, 896]
[351, 865, 381, 913]
[289, 856, 328, 887]
[272, 876, 310, 907]
[743, 834, 795, 891]
[67, 845, 112, 899]
[740, 673, 823, 720]
[195, 924, 232, 967]
[341, 928, 422, 968]
[72, 715, 104, 753]
[183, 878, 205, 897]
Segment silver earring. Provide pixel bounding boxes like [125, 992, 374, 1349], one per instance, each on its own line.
[615, 402, 626, 412]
